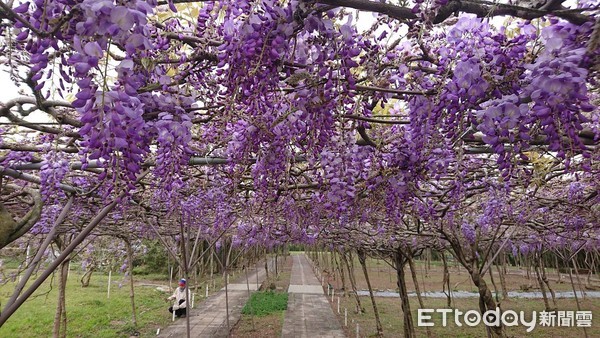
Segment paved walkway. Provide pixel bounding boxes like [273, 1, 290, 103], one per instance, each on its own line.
[282, 253, 346, 338]
[158, 259, 273, 338]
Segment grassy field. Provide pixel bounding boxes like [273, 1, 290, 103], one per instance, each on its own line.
[0, 265, 243, 338]
[0, 271, 176, 337]
[242, 291, 289, 316]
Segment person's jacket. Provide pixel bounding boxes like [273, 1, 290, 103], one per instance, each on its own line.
[169, 287, 189, 308]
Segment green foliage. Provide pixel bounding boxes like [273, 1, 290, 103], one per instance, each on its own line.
[133, 240, 169, 275]
[242, 291, 288, 317]
[287, 244, 305, 252]
[132, 265, 150, 275]
[0, 254, 25, 270]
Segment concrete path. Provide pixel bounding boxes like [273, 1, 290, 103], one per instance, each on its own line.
[282, 253, 346, 338]
[158, 259, 273, 338]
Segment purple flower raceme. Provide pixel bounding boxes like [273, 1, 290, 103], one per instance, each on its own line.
[475, 20, 596, 172]
[52, 0, 170, 193]
[1, 0, 598, 283]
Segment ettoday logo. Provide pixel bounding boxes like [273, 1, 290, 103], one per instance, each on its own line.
[417, 308, 593, 332]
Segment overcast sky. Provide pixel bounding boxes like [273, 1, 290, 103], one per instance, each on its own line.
[0, 71, 20, 101]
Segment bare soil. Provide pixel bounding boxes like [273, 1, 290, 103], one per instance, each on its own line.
[334, 295, 600, 337]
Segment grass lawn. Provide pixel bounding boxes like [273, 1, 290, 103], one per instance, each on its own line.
[242, 291, 289, 316]
[0, 256, 270, 337]
[0, 271, 173, 337]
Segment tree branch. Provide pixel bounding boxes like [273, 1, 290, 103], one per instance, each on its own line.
[315, 0, 591, 25]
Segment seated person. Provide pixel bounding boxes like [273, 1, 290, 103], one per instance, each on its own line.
[167, 278, 188, 318]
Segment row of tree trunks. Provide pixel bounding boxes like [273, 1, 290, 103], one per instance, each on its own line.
[567, 258, 589, 338]
[343, 244, 596, 338]
[341, 250, 364, 313]
[333, 250, 348, 296]
[316, 247, 429, 338]
[26, 232, 599, 338]
[534, 251, 554, 311]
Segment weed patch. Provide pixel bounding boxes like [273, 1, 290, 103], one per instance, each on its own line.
[242, 291, 288, 316]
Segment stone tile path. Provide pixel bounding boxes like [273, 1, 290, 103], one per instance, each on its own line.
[282, 253, 346, 338]
[157, 259, 272, 338]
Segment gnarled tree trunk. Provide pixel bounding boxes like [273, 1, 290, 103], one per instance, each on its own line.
[52, 236, 71, 338]
[496, 254, 508, 300]
[534, 252, 553, 311]
[80, 260, 95, 288]
[124, 239, 138, 330]
[0, 185, 43, 250]
[357, 249, 383, 336]
[394, 249, 415, 338]
[469, 268, 504, 338]
[53, 258, 69, 338]
[407, 254, 432, 338]
[441, 252, 452, 307]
